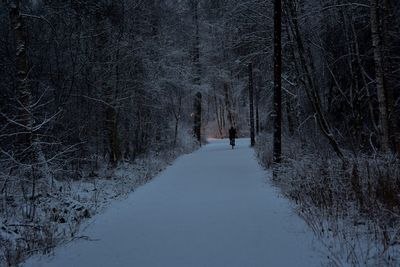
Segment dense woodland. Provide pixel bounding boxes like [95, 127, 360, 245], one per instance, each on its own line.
[1, 0, 400, 266]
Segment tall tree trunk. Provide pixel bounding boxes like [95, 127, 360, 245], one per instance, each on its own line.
[256, 84, 260, 134]
[273, 0, 282, 163]
[10, 0, 32, 155]
[192, 0, 201, 85]
[9, 0, 48, 210]
[370, 0, 390, 152]
[220, 99, 225, 129]
[224, 82, 235, 127]
[173, 95, 182, 147]
[194, 92, 202, 144]
[383, 0, 398, 153]
[248, 63, 255, 147]
[213, 86, 223, 138]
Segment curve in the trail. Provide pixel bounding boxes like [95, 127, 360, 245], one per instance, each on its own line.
[25, 139, 323, 267]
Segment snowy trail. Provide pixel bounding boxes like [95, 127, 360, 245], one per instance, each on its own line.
[25, 139, 323, 267]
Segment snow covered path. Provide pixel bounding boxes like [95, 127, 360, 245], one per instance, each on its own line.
[25, 139, 324, 267]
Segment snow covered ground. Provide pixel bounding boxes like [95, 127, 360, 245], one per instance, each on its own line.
[24, 139, 325, 267]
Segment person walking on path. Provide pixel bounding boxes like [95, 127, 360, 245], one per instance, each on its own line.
[229, 126, 237, 149]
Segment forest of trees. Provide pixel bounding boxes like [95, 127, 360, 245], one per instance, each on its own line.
[1, 0, 400, 265]
[1, 0, 204, 264]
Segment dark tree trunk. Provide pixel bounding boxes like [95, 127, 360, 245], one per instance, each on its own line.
[224, 82, 235, 127]
[173, 95, 182, 147]
[220, 99, 226, 129]
[10, 0, 32, 158]
[273, 0, 282, 163]
[194, 92, 202, 145]
[370, 0, 390, 152]
[248, 63, 256, 147]
[256, 83, 260, 134]
[192, 0, 201, 85]
[213, 87, 223, 138]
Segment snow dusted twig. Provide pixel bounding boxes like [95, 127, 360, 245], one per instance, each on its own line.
[70, 235, 100, 242]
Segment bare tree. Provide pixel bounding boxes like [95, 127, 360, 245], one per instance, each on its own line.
[273, 0, 282, 163]
[249, 63, 255, 147]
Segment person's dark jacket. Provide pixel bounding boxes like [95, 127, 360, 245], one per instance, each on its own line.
[229, 127, 237, 140]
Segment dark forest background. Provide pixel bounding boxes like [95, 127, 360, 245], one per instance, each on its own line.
[1, 0, 400, 266]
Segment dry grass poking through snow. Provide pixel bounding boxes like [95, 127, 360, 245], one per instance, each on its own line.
[0, 137, 197, 267]
[256, 133, 400, 266]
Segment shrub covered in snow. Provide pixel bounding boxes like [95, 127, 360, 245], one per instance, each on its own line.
[256, 133, 400, 266]
[0, 133, 197, 266]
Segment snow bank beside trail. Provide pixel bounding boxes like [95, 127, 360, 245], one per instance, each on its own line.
[255, 133, 400, 266]
[24, 138, 325, 267]
[1, 143, 196, 266]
